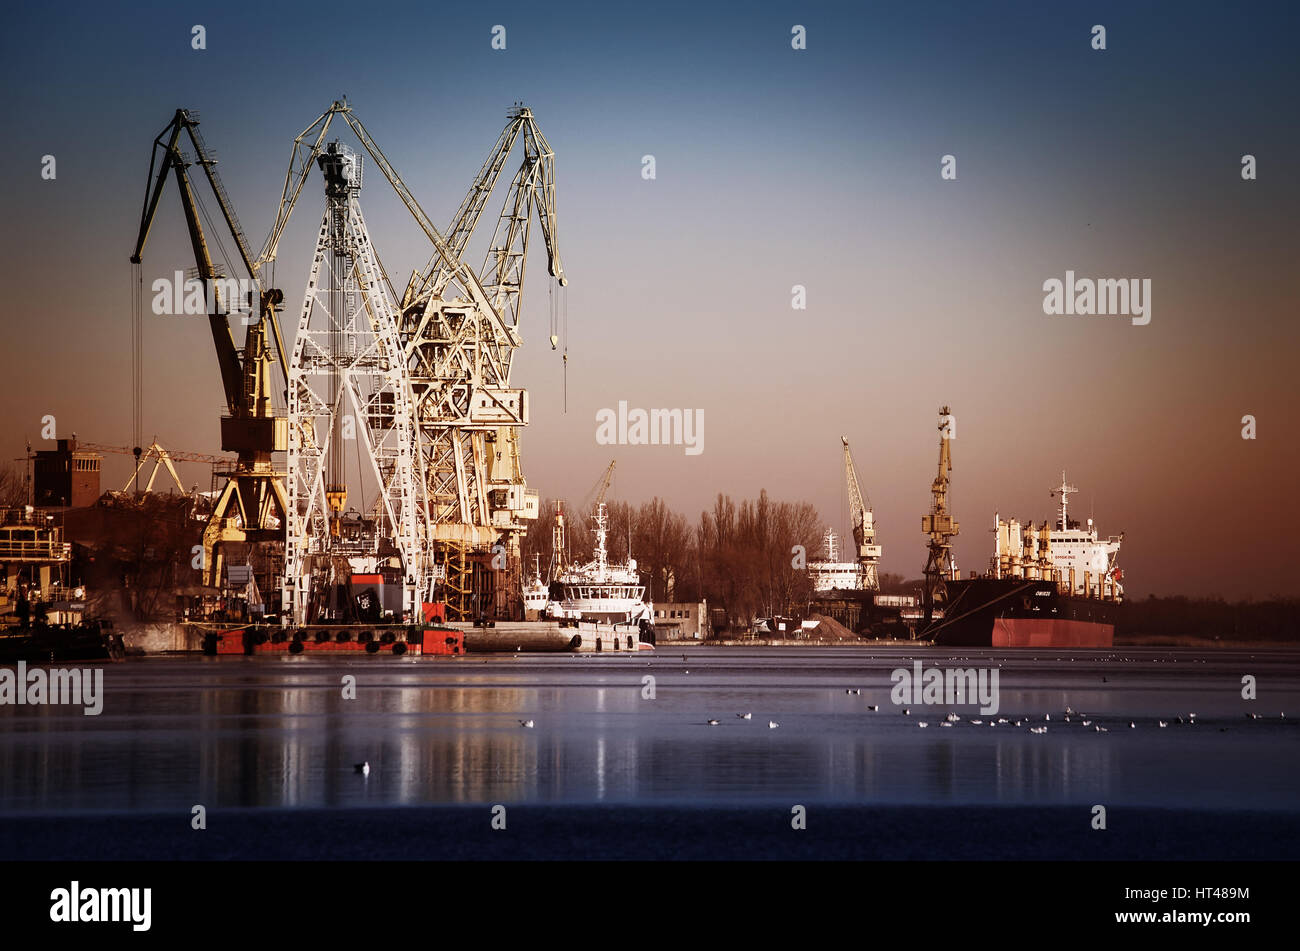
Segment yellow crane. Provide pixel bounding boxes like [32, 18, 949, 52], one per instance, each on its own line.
[840, 437, 881, 591]
[920, 407, 960, 626]
[129, 109, 289, 590]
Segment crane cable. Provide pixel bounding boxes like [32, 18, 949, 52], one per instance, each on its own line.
[549, 277, 568, 413]
[131, 263, 143, 489]
[563, 282, 568, 414]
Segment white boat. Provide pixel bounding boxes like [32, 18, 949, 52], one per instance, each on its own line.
[808, 529, 866, 592]
[547, 503, 653, 626]
[522, 554, 550, 615]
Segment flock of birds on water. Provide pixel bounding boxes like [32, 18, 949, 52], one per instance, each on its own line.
[347, 652, 1289, 776]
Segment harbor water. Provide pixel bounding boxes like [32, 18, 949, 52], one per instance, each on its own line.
[2, 646, 1298, 859]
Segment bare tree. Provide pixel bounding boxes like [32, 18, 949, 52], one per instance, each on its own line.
[0, 464, 28, 507]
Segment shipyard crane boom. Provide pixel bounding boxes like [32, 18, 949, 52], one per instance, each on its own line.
[840, 436, 881, 591]
[129, 108, 290, 589]
[408, 105, 566, 312]
[83, 441, 229, 495]
[131, 109, 290, 398]
[580, 460, 617, 514]
[260, 101, 507, 341]
[80, 441, 234, 465]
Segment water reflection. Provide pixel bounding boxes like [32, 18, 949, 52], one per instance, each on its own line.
[0, 649, 1297, 814]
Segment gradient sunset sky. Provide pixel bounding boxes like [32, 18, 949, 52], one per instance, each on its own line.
[1, 1, 1296, 598]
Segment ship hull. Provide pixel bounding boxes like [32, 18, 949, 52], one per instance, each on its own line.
[0, 622, 124, 664]
[927, 578, 1116, 648]
[990, 617, 1113, 648]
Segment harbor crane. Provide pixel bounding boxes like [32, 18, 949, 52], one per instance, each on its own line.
[840, 437, 881, 591]
[920, 406, 960, 627]
[261, 100, 563, 621]
[129, 109, 290, 591]
[396, 104, 564, 616]
[588, 459, 617, 512]
[81, 441, 235, 495]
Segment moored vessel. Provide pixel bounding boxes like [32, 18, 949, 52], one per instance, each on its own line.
[547, 502, 654, 645]
[927, 473, 1123, 647]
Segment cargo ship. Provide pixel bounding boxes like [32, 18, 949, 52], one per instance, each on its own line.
[925, 473, 1123, 647]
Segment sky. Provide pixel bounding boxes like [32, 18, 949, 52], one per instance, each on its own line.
[0, 0, 1297, 599]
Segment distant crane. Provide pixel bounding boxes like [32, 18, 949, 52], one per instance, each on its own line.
[560, 460, 617, 564]
[589, 459, 617, 512]
[80, 441, 235, 495]
[840, 437, 881, 591]
[920, 407, 960, 627]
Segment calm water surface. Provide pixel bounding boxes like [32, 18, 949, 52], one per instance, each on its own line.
[1, 647, 1297, 815]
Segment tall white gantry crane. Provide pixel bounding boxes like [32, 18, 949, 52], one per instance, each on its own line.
[263, 101, 564, 622]
[279, 140, 428, 624]
[840, 437, 881, 591]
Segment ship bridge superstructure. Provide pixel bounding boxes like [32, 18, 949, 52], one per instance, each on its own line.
[991, 472, 1123, 601]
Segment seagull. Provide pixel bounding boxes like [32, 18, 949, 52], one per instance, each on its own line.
[997, 718, 1008, 724]
[945, 713, 960, 723]
[520, 719, 535, 728]
[1081, 720, 1092, 727]
[707, 719, 720, 726]
[941, 721, 953, 727]
[970, 719, 983, 725]
[1030, 726, 1047, 734]
[1246, 713, 1258, 720]
[1129, 722, 1136, 728]
[867, 705, 878, 712]
[902, 708, 910, 716]
[354, 762, 369, 775]
[737, 712, 752, 719]
[768, 720, 779, 729]
[1188, 713, 1197, 719]
[918, 722, 929, 728]
[1065, 706, 1075, 716]
[1158, 721, 1168, 728]
[1045, 714, 1051, 721]
[1095, 725, 1108, 733]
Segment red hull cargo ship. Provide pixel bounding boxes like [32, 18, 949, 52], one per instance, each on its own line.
[926, 474, 1124, 648]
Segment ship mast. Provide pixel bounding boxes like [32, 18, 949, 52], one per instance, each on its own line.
[593, 502, 609, 580]
[1050, 471, 1078, 531]
[551, 500, 567, 579]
